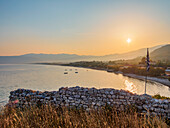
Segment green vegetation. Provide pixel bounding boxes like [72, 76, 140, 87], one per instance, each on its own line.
[0, 105, 169, 128]
[63, 58, 168, 77]
[120, 66, 165, 77]
[65, 61, 108, 69]
[152, 94, 170, 100]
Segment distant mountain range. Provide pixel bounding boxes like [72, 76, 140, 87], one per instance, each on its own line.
[0, 44, 169, 64]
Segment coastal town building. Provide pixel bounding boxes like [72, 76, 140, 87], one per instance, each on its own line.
[119, 65, 133, 70]
[165, 67, 170, 76]
[150, 61, 156, 65]
[153, 67, 164, 70]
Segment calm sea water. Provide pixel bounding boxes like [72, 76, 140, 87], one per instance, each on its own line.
[0, 64, 170, 105]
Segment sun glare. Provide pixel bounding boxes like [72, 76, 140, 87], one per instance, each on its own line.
[124, 80, 137, 93]
[127, 38, 131, 44]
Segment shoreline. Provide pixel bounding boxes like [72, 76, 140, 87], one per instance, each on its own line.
[46, 63, 170, 87]
[33, 63, 170, 88]
[82, 66, 170, 87]
[80, 66, 170, 87]
[121, 73, 170, 87]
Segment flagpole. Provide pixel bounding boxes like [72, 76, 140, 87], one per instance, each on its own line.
[144, 48, 149, 95]
[144, 71, 147, 94]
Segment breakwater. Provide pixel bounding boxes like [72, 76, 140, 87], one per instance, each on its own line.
[8, 86, 170, 119]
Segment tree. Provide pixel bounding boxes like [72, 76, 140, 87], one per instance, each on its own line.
[139, 57, 146, 64]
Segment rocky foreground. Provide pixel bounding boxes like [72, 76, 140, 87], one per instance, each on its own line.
[8, 86, 170, 119]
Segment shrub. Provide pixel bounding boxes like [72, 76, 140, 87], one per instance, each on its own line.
[152, 94, 170, 100]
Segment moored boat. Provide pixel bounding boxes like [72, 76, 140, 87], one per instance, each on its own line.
[64, 72, 68, 74]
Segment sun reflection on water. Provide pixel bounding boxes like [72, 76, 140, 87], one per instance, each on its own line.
[124, 80, 137, 93]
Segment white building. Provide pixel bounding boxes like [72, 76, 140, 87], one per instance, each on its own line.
[165, 67, 170, 76]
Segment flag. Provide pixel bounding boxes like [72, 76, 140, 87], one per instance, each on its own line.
[146, 48, 150, 72]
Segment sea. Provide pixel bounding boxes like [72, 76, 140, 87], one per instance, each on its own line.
[0, 64, 170, 106]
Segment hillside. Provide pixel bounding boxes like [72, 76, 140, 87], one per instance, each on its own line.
[150, 44, 170, 61]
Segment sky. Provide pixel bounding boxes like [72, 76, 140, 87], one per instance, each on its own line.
[0, 0, 170, 56]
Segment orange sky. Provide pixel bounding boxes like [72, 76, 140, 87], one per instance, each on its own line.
[0, 0, 170, 56]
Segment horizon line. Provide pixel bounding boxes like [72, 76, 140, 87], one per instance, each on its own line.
[0, 43, 169, 57]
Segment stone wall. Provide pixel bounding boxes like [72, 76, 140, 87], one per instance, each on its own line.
[9, 86, 170, 119]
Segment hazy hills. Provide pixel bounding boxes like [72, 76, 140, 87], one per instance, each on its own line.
[150, 44, 170, 61]
[97, 44, 164, 61]
[0, 44, 169, 64]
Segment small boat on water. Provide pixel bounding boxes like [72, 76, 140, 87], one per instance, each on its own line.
[107, 69, 114, 73]
[64, 72, 68, 74]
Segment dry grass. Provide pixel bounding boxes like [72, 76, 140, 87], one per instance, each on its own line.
[0, 105, 169, 128]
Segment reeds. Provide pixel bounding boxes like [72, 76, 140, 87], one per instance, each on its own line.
[0, 105, 169, 128]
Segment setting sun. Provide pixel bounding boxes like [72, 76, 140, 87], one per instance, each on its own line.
[127, 38, 131, 44]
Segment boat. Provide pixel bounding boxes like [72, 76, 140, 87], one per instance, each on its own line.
[107, 69, 114, 73]
[64, 72, 68, 74]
